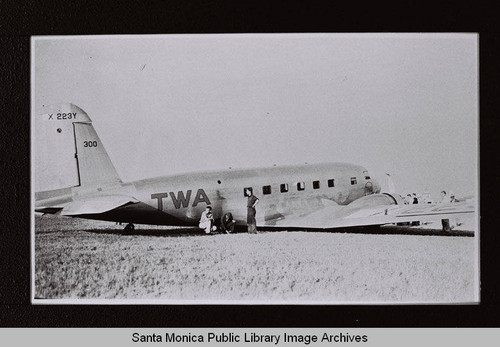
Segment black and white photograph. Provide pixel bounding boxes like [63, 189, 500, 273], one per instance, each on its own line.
[32, 33, 478, 304]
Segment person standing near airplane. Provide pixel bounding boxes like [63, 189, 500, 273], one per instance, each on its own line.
[439, 190, 451, 232]
[245, 188, 259, 234]
[449, 192, 461, 229]
[199, 206, 215, 234]
[412, 193, 419, 204]
[411, 193, 420, 226]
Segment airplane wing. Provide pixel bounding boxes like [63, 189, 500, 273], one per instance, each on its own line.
[269, 198, 475, 229]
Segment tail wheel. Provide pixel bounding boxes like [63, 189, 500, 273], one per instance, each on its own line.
[123, 223, 135, 235]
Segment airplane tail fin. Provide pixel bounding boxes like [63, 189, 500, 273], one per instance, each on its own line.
[35, 103, 122, 193]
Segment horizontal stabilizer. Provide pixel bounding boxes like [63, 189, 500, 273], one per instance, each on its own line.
[35, 207, 64, 215]
[61, 195, 139, 216]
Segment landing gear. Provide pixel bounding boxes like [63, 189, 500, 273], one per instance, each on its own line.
[123, 223, 135, 235]
[441, 219, 451, 233]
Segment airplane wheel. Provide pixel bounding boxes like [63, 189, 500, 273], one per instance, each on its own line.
[123, 223, 135, 235]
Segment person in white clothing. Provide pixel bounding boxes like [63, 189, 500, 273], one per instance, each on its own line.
[199, 206, 216, 234]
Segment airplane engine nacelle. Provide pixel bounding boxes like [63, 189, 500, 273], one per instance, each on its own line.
[381, 192, 404, 205]
[348, 193, 402, 209]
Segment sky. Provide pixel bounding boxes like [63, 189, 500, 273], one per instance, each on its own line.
[33, 34, 478, 199]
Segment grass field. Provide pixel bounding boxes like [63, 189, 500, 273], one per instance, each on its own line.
[34, 215, 478, 303]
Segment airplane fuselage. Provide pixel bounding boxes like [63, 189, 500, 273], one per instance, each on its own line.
[86, 162, 381, 226]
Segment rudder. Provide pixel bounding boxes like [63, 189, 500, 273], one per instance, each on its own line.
[35, 103, 121, 192]
[73, 121, 121, 187]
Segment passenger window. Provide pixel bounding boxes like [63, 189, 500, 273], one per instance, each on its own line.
[328, 179, 335, 187]
[280, 183, 289, 193]
[263, 185, 272, 195]
[243, 187, 253, 196]
[297, 182, 305, 191]
[313, 180, 320, 189]
[351, 177, 357, 185]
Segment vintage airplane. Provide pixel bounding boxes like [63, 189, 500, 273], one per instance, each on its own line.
[34, 104, 475, 233]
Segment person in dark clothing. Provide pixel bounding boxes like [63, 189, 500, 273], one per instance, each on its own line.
[440, 190, 451, 232]
[221, 212, 236, 234]
[245, 188, 259, 234]
[411, 193, 420, 226]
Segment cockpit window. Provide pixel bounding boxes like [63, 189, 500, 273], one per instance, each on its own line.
[351, 177, 357, 185]
[363, 170, 370, 179]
